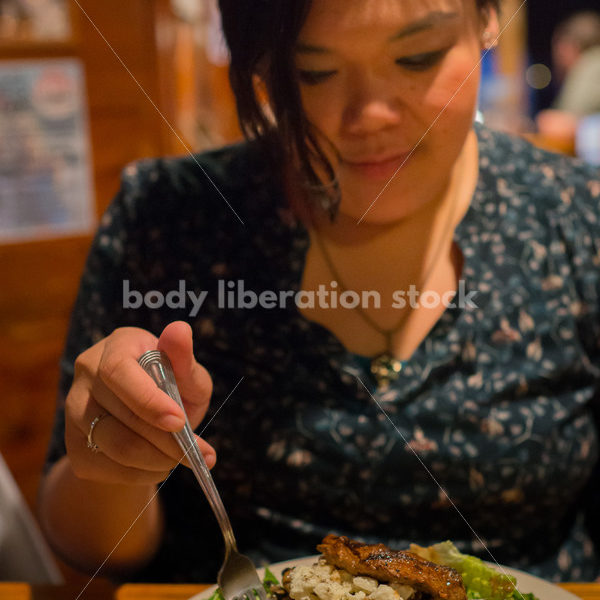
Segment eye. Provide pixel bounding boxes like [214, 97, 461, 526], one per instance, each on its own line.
[297, 69, 337, 85]
[395, 48, 449, 71]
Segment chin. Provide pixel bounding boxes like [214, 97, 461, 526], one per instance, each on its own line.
[338, 178, 426, 224]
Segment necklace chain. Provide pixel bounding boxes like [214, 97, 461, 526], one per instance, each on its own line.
[312, 182, 462, 386]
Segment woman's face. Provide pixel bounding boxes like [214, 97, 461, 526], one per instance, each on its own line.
[294, 0, 497, 223]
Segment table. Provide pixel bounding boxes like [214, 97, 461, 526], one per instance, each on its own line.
[0, 579, 117, 599]
[116, 583, 598, 600]
[0, 582, 596, 600]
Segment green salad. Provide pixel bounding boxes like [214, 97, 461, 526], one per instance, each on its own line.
[207, 567, 280, 600]
[411, 541, 539, 600]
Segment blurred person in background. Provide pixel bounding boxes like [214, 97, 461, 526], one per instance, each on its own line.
[38, 0, 600, 586]
[536, 10, 600, 153]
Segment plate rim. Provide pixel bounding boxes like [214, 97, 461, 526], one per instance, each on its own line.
[189, 555, 579, 600]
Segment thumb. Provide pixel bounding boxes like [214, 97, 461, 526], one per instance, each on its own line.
[157, 321, 213, 428]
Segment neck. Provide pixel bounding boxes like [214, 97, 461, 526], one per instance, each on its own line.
[312, 129, 478, 246]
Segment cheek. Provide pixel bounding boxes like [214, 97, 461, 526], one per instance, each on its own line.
[419, 51, 481, 118]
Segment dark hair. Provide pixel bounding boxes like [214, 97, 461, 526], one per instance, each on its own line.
[218, 0, 501, 216]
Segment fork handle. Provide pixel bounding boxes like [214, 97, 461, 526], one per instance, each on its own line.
[138, 350, 237, 553]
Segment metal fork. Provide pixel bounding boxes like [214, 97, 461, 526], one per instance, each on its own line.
[139, 350, 268, 600]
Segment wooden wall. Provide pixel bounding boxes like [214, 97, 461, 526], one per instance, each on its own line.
[0, 0, 185, 581]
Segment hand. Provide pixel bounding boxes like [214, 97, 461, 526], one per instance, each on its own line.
[65, 321, 215, 486]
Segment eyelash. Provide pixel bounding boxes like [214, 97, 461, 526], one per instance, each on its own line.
[297, 70, 337, 85]
[395, 48, 449, 71]
[297, 49, 449, 85]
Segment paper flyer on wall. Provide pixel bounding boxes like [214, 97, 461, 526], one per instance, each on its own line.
[0, 0, 71, 42]
[0, 58, 95, 242]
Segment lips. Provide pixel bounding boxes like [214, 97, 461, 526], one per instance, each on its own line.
[342, 152, 412, 180]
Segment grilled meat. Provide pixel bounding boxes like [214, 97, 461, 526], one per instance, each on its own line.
[316, 535, 466, 600]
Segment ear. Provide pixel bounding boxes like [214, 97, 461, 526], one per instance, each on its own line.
[480, 5, 500, 50]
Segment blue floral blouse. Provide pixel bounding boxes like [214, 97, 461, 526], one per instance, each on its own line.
[47, 124, 600, 583]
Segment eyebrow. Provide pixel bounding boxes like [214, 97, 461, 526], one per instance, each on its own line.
[391, 10, 460, 39]
[295, 11, 460, 54]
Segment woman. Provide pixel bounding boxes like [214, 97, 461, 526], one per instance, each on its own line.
[39, 0, 600, 584]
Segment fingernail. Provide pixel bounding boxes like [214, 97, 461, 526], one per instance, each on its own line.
[160, 413, 185, 431]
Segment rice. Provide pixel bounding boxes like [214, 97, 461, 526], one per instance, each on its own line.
[286, 558, 416, 600]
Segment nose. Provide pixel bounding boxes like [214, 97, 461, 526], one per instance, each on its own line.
[342, 72, 402, 136]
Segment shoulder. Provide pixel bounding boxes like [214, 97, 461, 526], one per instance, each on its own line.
[90, 140, 283, 273]
[475, 123, 600, 220]
[113, 140, 281, 228]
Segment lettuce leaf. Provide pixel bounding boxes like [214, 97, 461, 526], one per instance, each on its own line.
[411, 541, 539, 600]
[208, 566, 280, 600]
[207, 588, 225, 600]
[263, 566, 280, 590]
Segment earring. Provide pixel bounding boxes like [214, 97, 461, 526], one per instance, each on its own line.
[482, 31, 496, 50]
[305, 178, 341, 219]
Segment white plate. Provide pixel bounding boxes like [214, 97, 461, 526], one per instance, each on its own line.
[190, 555, 580, 600]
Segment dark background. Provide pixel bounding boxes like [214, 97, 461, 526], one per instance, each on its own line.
[527, 0, 600, 114]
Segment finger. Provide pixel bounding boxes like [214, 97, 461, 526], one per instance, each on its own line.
[157, 321, 213, 429]
[89, 375, 187, 463]
[91, 389, 216, 470]
[66, 415, 172, 486]
[76, 385, 217, 471]
[67, 372, 184, 467]
[97, 330, 186, 432]
[70, 444, 172, 486]
[180, 434, 217, 470]
[84, 413, 179, 472]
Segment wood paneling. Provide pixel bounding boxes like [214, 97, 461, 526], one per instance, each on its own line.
[0, 0, 181, 582]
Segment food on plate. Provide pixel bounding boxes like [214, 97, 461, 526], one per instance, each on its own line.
[208, 535, 539, 600]
[299, 534, 466, 600]
[280, 536, 539, 600]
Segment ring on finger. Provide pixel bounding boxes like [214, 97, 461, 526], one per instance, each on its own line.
[87, 413, 109, 453]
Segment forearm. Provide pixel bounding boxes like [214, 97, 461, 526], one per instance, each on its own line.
[38, 455, 164, 575]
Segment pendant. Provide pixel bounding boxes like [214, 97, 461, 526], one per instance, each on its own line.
[370, 353, 405, 388]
